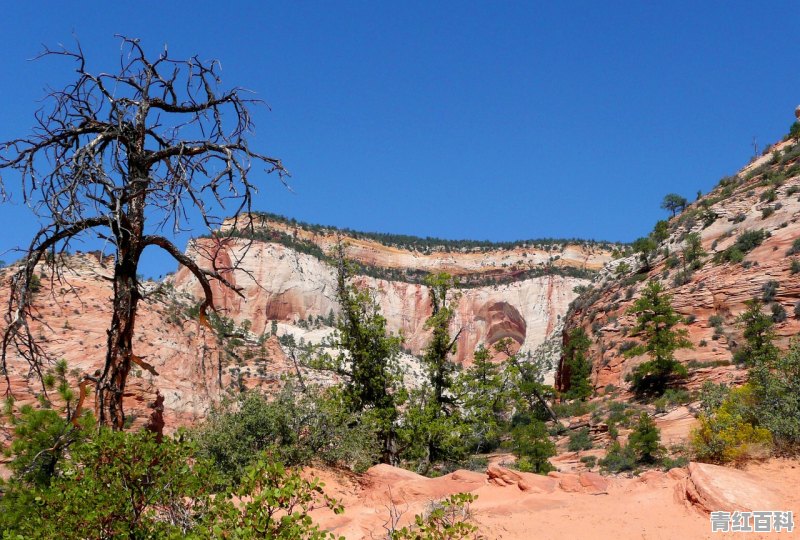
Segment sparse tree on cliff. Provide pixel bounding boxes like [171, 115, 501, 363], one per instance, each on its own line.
[661, 193, 688, 217]
[0, 38, 286, 428]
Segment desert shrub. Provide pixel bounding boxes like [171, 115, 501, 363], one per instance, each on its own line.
[0, 428, 222, 539]
[580, 455, 597, 468]
[568, 428, 593, 452]
[192, 386, 380, 483]
[771, 303, 787, 323]
[715, 229, 768, 264]
[789, 121, 800, 140]
[552, 400, 590, 418]
[761, 206, 775, 219]
[692, 385, 772, 464]
[791, 259, 800, 274]
[759, 189, 777, 203]
[600, 441, 637, 473]
[391, 493, 479, 540]
[761, 280, 779, 302]
[787, 239, 800, 256]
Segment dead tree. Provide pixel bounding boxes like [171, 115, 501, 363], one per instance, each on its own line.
[0, 37, 287, 429]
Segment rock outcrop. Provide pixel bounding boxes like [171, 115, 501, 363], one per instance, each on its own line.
[559, 135, 800, 394]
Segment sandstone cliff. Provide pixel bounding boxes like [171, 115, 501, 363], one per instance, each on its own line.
[558, 136, 800, 394]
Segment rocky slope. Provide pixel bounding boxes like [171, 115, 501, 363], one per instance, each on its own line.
[558, 135, 800, 394]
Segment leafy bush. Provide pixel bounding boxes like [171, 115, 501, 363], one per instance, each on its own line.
[600, 441, 637, 473]
[789, 121, 800, 140]
[692, 385, 772, 464]
[791, 259, 800, 274]
[197, 459, 344, 540]
[759, 189, 777, 203]
[193, 386, 379, 483]
[771, 303, 787, 323]
[761, 280, 779, 303]
[715, 229, 768, 264]
[787, 239, 800, 256]
[391, 493, 479, 540]
[511, 419, 556, 474]
[579, 455, 597, 468]
[568, 428, 593, 452]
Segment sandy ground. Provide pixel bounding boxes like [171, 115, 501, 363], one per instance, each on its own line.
[308, 459, 800, 540]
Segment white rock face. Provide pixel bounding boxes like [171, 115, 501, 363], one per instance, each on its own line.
[173, 239, 587, 372]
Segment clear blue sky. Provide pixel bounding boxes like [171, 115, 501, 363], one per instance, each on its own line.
[1, 1, 799, 277]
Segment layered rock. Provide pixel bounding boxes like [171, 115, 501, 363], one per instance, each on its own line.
[172, 238, 592, 369]
[559, 136, 800, 393]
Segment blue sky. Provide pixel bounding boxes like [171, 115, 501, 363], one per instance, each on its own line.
[1, 1, 799, 277]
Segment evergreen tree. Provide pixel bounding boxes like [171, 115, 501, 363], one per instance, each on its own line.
[314, 243, 403, 463]
[562, 328, 593, 400]
[628, 413, 664, 463]
[624, 281, 692, 396]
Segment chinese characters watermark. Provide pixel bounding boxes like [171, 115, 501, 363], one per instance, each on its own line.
[711, 511, 794, 533]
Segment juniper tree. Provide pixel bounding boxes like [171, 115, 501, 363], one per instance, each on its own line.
[0, 38, 286, 428]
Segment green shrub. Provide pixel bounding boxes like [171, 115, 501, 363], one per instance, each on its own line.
[391, 493, 479, 540]
[193, 386, 379, 483]
[600, 441, 637, 473]
[787, 239, 800, 256]
[692, 385, 772, 464]
[761, 280, 779, 303]
[628, 413, 664, 464]
[568, 428, 593, 452]
[511, 419, 556, 474]
[771, 303, 787, 323]
[789, 121, 800, 140]
[579, 455, 597, 468]
[791, 259, 800, 274]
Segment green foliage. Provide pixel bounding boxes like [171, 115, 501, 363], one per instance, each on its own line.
[562, 327, 593, 400]
[736, 299, 779, 366]
[511, 416, 556, 474]
[651, 220, 669, 243]
[627, 413, 664, 464]
[28, 272, 42, 293]
[0, 429, 221, 539]
[312, 245, 403, 461]
[790, 121, 800, 140]
[192, 386, 380, 484]
[623, 281, 691, 396]
[661, 193, 688, 217]
[391, 493, 479, 540]
[772, 303, 787, 323]
[761, 280, 779, 303]
[787, 239, 800, 256]
[714, 229, 768, 264]
[683, 232, 706, 265]
[692, 385, 773, 464]
[600, 441, 637, 473]
[197, 460, 344, 540]
[454, 345, 511, 454]
[631, 236, 657, 270]
[568, 427, 593, 452]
